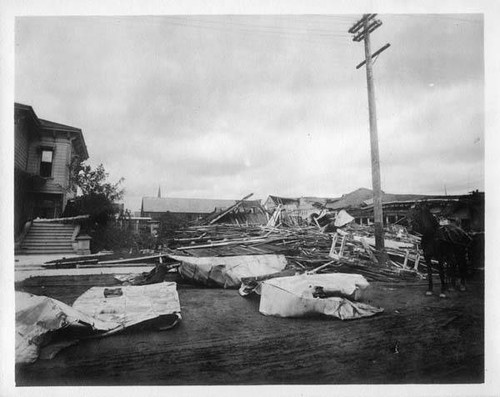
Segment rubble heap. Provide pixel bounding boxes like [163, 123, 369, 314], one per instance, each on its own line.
[166, 221, 425, 283]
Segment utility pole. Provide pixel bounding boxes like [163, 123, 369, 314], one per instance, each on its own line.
[349, 14, 390, 258]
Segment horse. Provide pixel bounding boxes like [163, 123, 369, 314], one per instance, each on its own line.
[407, 202, 472, 298]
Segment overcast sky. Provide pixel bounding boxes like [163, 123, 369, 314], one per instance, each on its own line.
[14, 14, 484, 211]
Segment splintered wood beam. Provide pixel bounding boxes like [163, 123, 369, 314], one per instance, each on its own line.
[307, 260, 336, 275]
[360, 237, 379, 264]
[209, 193, 254, 225]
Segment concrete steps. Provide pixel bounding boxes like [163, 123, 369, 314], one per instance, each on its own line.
[18, 222, 77, 255]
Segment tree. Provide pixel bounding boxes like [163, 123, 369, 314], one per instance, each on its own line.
[67, 162, 125, 227]
[73, 163, 124, 202]
[157, 211, 190, 245]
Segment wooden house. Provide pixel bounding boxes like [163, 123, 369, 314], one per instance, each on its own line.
[14, 103, 88, 235]
[263, 195, 337, 224]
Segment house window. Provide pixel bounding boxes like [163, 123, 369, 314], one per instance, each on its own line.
[40, 149, 53, 177]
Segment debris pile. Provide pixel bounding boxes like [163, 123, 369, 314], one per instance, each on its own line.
[166, 219, 425, 283]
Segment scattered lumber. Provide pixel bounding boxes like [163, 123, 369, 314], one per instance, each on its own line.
[164, 220, 426, 283]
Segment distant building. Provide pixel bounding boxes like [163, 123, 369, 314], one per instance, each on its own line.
[263, 195, 337, 223]
[263, 188, 484, 230]
[14, 103, 88, 235]
[140, 197, 238, 222]
[202, 200, 269, 225]
[330, 187, 484, 230]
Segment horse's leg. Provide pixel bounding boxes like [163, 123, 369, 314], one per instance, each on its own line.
[449, 255, 458, 290]
[438, 259, 447, 298]
[458, 246, 467, 292]
[426, 256, 433, 296]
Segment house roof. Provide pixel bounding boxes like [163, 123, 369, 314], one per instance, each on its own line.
[14, 103, 89, 160]
[14, 103, 40, 126]
[39, 118, 88, 160]
[362, 193, 437, 207]
[141, 197, 237, 214]
[300, 196, 339, 208]
[329, 188, 462, 211]
[266, 195, 300, 206]
[39, 118, 82, 133]
[326, 188, 375, 210]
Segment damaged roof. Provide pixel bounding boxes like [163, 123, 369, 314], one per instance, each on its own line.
[326, 188, 375, 210]
[265, 195, 337, 208]
[266, 195, 300, 206]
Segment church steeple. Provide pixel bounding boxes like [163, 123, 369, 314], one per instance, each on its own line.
[157, 185, 161, 198]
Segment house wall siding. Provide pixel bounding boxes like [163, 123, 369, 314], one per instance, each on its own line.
[26, 134, 71, 194]
[15, 122, 30, 171]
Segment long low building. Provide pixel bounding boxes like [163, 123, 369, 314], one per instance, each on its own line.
[141, 197, 239, 222]
[326, 188, 484, 232]
[141, 196, 270, 226]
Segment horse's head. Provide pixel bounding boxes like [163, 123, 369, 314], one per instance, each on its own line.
[407, 201, 439, 236]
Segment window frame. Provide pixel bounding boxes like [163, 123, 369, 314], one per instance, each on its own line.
[39, 146, 55, 178]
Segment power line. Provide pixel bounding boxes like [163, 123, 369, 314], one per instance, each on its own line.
[159, 17, 354, 47]
[162, 16, 352, 37]
[388, 14, 482, 24]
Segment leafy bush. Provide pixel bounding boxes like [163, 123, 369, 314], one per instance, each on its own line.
[157, 212, 190, 246]
[89, 224, 157, 253]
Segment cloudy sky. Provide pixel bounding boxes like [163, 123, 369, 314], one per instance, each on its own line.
[14, 13, 484, 211]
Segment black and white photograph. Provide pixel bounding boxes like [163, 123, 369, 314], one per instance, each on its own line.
[1, 1, 499, 396]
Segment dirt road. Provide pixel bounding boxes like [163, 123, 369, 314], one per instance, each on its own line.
[15, 273, 484, 385]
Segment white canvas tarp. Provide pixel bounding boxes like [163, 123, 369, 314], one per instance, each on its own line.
[259, 273, 383, 320]
[72, 282, 181, 331]
[334, 209, 354, 227]
[16, 282, 181, 364]
[173, 254, 288, 288]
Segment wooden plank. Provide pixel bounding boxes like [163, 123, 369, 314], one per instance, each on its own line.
[209, 193, 254, 225]
[99, 254, 167, 265]
[360, 237, 379, 264]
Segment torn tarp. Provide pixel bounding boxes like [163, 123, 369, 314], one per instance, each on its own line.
[239, 269, 299, 296]
[16, 282, 181, 364]
[259, 273, 383, 320]
[15, 291, 118, 364]
[334, 209, 355, 227]
[173, 254, 288, 288]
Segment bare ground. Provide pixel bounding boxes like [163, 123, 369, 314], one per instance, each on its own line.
[15, 272, 484, 386]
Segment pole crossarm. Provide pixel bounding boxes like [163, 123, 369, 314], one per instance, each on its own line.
[348, 14, 377, 34]
[356, 43, 391, 69]
[353, 19, 382, 42]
